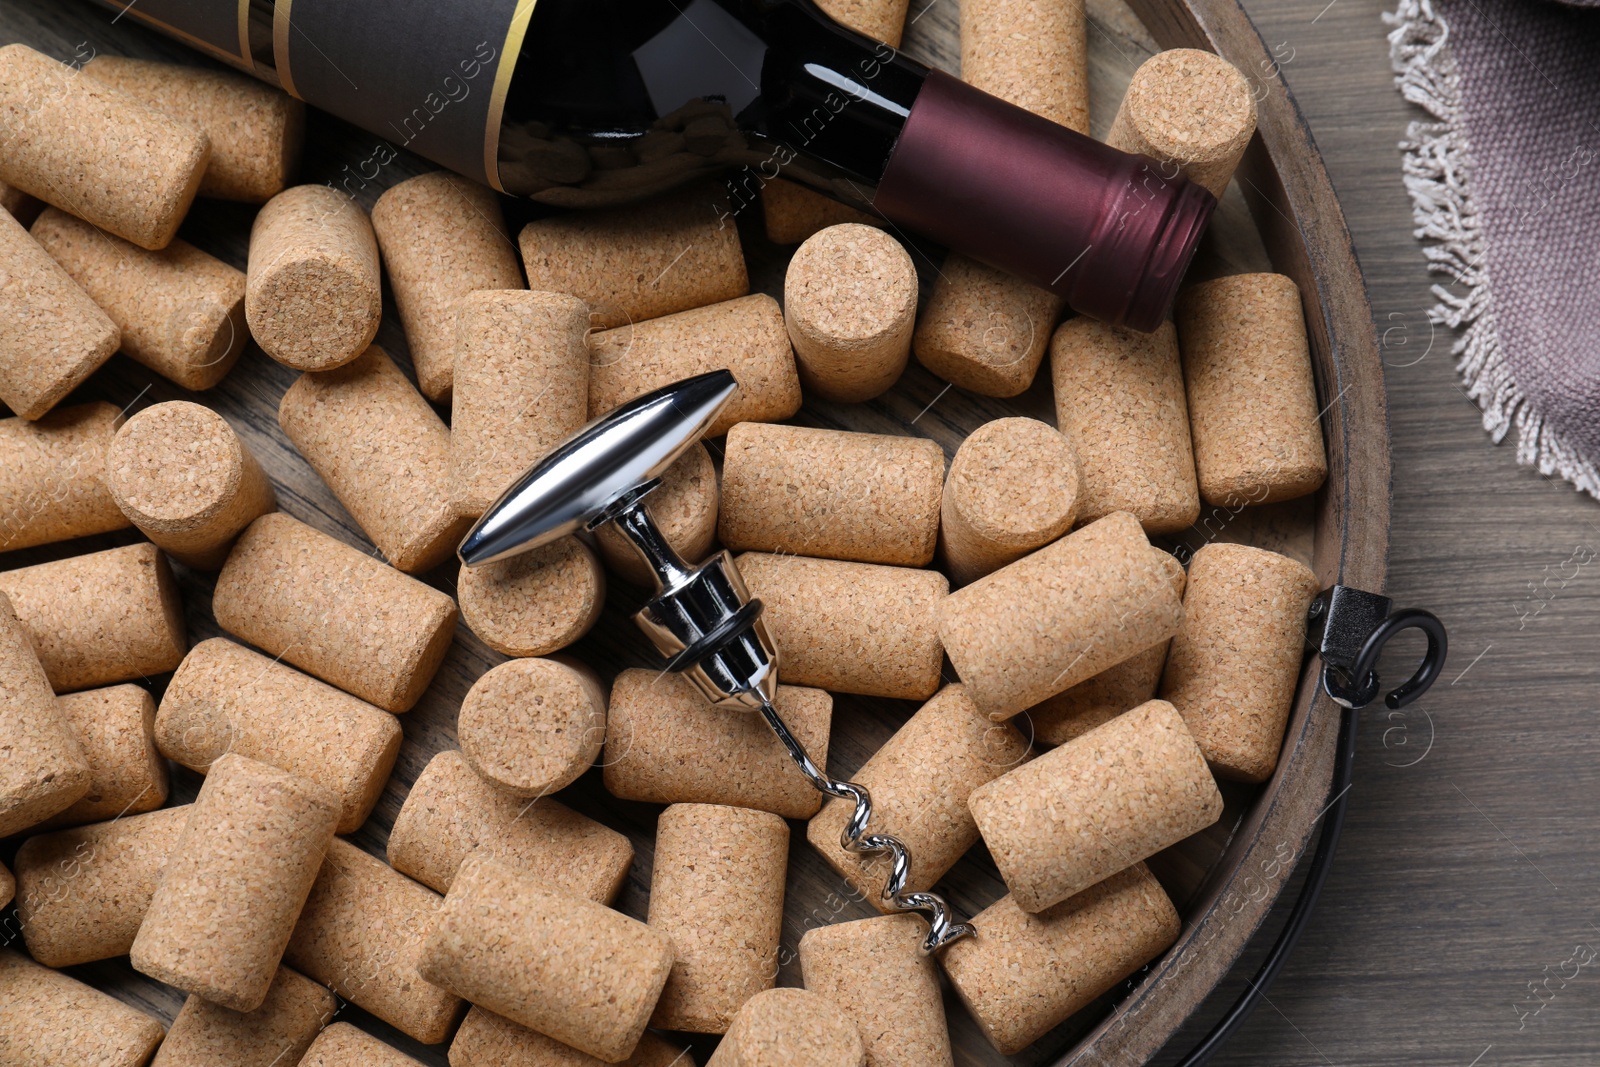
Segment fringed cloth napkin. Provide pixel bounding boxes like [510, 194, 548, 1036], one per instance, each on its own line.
[1386, 0, 1600, 494]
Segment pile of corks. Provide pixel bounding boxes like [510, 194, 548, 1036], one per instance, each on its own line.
[0, 1, 1329, 1063]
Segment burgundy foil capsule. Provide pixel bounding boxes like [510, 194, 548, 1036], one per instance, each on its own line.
[875, 71, 1217, 332]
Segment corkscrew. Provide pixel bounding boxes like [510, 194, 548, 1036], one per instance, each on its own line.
[458, 370, 975, 954]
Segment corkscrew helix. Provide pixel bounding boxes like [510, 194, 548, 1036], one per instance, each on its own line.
[458, 370, 974, 954]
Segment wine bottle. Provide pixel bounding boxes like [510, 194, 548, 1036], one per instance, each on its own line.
[99, 0, 1214, 330]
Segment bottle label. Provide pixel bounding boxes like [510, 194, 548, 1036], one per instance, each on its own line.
[98, 1, 253, 70]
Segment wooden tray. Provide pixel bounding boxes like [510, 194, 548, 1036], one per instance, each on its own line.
[0, 0, 1385, 1063]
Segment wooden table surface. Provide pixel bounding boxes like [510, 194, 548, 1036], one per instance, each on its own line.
[1, 0, 1588, 1064]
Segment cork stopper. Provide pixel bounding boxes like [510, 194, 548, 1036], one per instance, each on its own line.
[83, 56, 303, 203]
[0, 590, 90, 835]
[157, 637, 403, 833]
[761, 178, 881, 245]
[0, 860, 10, 911]
[783, 223, 917, 403]
[300, 1022, 425, 1067]
[451, 1006, 689, 1066]
[1050, 317, 1200, 535]
[1106, 48, 1258, 198]
[960, 0, 1089, 132]
[0, 541, 187, 692]
[419, 854, 675, 1062]
[39, 683, 169, 831]
[371, 171, 524, 401]
[594, 442, 718, 584]
[912, 253, 1064, 398]
[0, 208, 120, 421]
[808, 684, 1030, 906]
[1176, 273, 1328, 505]
[737, 552, 947, 700]
[155, 965, 335, 1067]
[0, 948, 166, 1067]
[588, 294, 801, 436]
[799, 914, 953, 1067]
[0, 43, 209, 250]
[518, 182, 747, 329]
[245, 184, 381, 370]
[279, 345, 468, 573]
[452, 289, 592, 517]
[14, 805, 189, 967]
[31, 207, 248, 391]
[285, 837, 464, 1044]
[0, 402, 129, 552]
[605, 668, 832, 819]
[1160, 542, 1320, 781]
[388, 749, 633, 903]
[939, 511, 1185, 719]
[458, 656, 608, 799]
[940, 416, 1080, 586]
[812, 0, 908, 45]
[707, 987, 866, 1067]
[457, 536, 605, 657]
[970, 698, 1222, 911]
[940, 864, 1181, 1054]
[106, 400, 277, 569]
[130, 754, 341, 1012]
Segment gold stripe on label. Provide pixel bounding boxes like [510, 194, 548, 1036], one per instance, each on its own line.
[484, 0, 538, 194]
[105, 2, 253, 71]
[273, 0, 300, 99]
[237, 0, 252, 72]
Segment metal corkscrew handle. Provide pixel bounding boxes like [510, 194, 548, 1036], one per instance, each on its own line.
[458, 370, 975, 954]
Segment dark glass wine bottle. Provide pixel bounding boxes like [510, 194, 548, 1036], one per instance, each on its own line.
[102, 0, 1214, 330]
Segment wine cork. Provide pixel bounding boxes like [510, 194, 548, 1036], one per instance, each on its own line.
[518, 182, 747, 329]
[301, 1022, 426, 1067]
[452, 289, 591, 517]
[0, 590, 89, 836]
[1106, 49, 1257, 198]
[84, 55, 304, 204]
[961, 0, 1088, 131]
[588, 294, 801, 436]
[783, 224, 916, 403]
[1050, 318, 1200, 535]
[799, 914, 952, 1067]
[13, 805, 189, 967]
[213, 513, 459, 712]
[419, 854, 675, 1062]
[736, 552, 946, 699]
[940, 416, 1080, 586]
[648, 803, 788, 1033]
[371, 171, 524, 401]
[39, 683, 168, 831]
[0, 43, 209, 250]
[720, 423, 944, 567]
[451, 1007, 689, 1067]
[1176, 273, 1328, 505]
[388, 749, 633, 903]
[0, 948, 166, 1067]
[605, 669, 832, 819]
[970, 698, 1221, 912]
[0, 179, 41, 225]
[154, 965, 335, 1067]
[156, 637, 403, 833]
[808, 684, 1029, 907]
[31, 206, 248, 390]
[0, 207, 120, 420]
[708, 987, 865, 1067]
[593, 442, 718, 585]
[105, 400, 277, 569]
[1159, 542, 1320, 782]
[762, 178, 880, 244]
[913, 254, 1063, 399]
[458, 656, 607, 799]
[1029, 552, 1186, 745]
[0, 542, 186, 692]
[940, 863, 1181, 1055]
[131, 754, 340, 1011]
[246, 184, 382, 370]
[279, 345, 468, 573]
[939, 511, 1184, 720]
[285, 837, 464, 1045]
[457, 536, 605, 657]
[0, 402, 129, 551]
[814, 0, 908, 45]
[0, 860, 10, 910]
